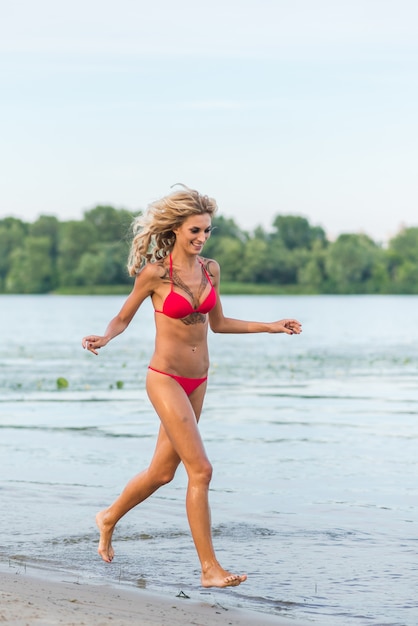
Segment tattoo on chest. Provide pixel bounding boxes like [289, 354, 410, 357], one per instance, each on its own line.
[160, 266, 170, 283]
[171, 265, 208, 307]
[159, 260, 211, 325]
[180, 312, 207, 326]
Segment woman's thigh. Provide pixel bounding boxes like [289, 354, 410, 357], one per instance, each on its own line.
[146, 370, 209, 471]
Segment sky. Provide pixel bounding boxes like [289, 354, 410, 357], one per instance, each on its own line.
[1, 0, 417, 242]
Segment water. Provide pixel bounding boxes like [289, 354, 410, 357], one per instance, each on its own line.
[1, 294, 417, 625]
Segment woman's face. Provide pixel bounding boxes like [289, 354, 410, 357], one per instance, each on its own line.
[173, 213, 212, 255]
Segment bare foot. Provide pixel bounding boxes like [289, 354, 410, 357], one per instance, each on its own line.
[201, 564, 247, 588]
[96, 510, 115, 562]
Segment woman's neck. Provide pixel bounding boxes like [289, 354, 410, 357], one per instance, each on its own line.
[170, 249, 200, 270]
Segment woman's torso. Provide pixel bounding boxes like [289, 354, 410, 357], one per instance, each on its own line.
[148, 255, 216, 378]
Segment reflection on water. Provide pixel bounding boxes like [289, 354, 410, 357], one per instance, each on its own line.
[1, 295, 418, 625]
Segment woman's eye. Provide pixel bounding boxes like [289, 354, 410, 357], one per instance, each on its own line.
[190, 227, 212, 234]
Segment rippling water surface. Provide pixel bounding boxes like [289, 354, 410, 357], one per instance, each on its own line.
[1, 294, 417, 625]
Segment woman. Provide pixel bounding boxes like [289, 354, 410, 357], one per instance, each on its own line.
[82, 186, 302, 588]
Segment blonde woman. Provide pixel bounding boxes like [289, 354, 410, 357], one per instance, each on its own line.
[82, 186, 302, 588]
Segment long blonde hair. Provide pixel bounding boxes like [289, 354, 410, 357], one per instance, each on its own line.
[127, 185, 217, 276]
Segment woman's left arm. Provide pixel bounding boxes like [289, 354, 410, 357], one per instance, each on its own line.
[207, 260, 302, 335]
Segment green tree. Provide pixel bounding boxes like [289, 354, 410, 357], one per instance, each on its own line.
[264, 215, 327, 287]
[267, 244, 308, 285]
[58, 208, 134, 286]
[297, 240, 327, 291]
[208, 237, 245, 282]
[388, 227, 418, 262]
[272, 215, 326, 250]
[387, 227, 418, 293]
[84, 205, 135, 243]
[324, 233, 385, 293]
[297, 245, 323, 290]
[0, 218, 28, 291]
[75, 242, 131, 286]
[211, 215, 247, 240]
[29, 215, 60, 289]
[239, 238, 269, 282]
[203, 215, 247, 260]
[30, 215, 60, 259]
[391, 261, 418, 294]
[238, 235, 307, 285]
[57, 220, 98, 285]
[2, 207, 417, 294]
[6, 236, 55, 293]
[297, 258, 323, 290]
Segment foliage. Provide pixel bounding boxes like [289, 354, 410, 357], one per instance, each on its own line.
[0, 205, 417, 294]
[324, 233, 383, 294]
[272, 215, 326, 250]
[386, 227, 418, 294]
[0, 218, 29, 290]
[6, 236, 56, 293]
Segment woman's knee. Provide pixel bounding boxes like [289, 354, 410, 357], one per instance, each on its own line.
[148, 464, 177, 488]
[189, 460, 213, 485]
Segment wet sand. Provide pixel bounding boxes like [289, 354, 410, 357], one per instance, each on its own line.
[0, 569, 309, 626]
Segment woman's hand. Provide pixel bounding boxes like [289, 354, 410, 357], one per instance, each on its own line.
[269, 319, 302, 335]
[82, 335, 108, 355]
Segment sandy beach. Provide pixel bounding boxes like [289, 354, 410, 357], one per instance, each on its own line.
[0, 569, 309, 626]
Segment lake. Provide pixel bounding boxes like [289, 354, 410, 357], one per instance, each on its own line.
[0, 294, 417, 625]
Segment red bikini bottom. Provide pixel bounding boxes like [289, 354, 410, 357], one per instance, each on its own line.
[148, 366, 207, 396]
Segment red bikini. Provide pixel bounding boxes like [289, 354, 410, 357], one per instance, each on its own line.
[154, 254, 216, 318]
[149, 255, 217, 396]
[147, 367, 208, 396]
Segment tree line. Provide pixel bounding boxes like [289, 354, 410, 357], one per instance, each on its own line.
[0, 205, 417, 294]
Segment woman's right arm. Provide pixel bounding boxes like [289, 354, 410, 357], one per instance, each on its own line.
[82, 264, 156, 355]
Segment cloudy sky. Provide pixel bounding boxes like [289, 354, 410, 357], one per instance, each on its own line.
[1, 0, 417, 241]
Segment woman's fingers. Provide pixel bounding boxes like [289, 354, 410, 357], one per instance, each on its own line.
[82, 336, 101, 354]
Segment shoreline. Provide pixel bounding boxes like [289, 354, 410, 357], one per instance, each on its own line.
[0, 566, 311, 626]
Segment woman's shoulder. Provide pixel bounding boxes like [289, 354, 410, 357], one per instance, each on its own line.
[134, 258, 169, 288]
[141, 258, 167, 275]
[199, 256, 220, 278]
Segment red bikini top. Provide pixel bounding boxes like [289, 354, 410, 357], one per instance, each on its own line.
[155, 255, 216, 319]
